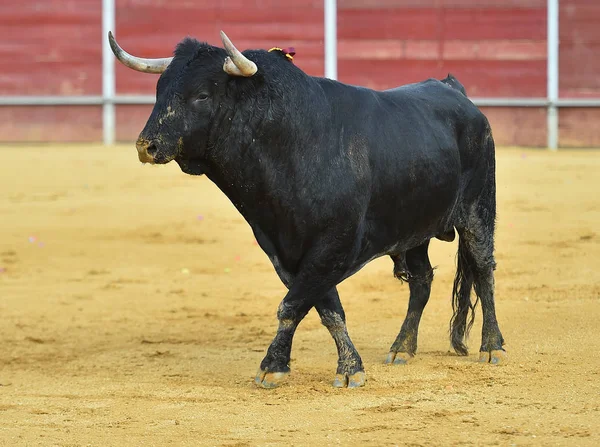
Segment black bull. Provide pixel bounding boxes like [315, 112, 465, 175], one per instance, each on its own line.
[109, 31, 506, 388]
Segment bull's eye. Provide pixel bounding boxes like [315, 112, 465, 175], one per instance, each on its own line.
[195, 94, 209, 103]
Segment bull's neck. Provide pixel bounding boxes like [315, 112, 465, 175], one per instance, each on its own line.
[204, 88, 328, 222]
[202, 74, 333, 225]
[203, 131, 288, 223]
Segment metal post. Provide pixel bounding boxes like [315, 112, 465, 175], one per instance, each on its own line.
[324, 0, 337, 80]
[547, 0, 559, 150]
[102, 0, 116, 145]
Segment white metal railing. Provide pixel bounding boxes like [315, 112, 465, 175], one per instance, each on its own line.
[324, 0, 337, 80]
[547, 0, 559, 150]
[102, 0, 116, 145]
[0, 0, 597, 149]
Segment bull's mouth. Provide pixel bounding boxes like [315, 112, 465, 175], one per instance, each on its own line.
[137, 151, 175, 165]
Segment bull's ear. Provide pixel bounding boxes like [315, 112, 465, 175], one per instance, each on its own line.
[220, 31, 257, 77]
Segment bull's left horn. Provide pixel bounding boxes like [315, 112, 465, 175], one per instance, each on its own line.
[220, 31, 258, 77]
[108, 31, 173, 74]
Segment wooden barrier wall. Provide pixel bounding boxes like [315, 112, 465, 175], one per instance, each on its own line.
[0, 0, 599, 147]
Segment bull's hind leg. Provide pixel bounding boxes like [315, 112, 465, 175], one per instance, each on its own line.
[315, 288, 365, 388]
[454, 206, 506, 365]
[450, 120, 506, 364]
[385, 241, 434, 365]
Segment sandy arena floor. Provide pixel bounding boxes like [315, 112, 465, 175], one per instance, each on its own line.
[0, 144, 599, 446]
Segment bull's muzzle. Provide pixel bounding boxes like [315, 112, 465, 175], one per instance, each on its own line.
[136, 138, 156, 164]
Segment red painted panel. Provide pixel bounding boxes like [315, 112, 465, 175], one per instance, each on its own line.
[340, 0, 546, 7]
[559, 2, 600, 43]
[559, 0, 600, 98]
[442, 0, 546, 6]
[479, 107, 547, 147]
[337, 40, 440, 60]
[560, 43, 600, 97]
[442, 8, 546, 40]
[444, 40, 546, 61]
[338, 59, 546, 97]
[0, 106, 101, 142]
[0, 0, 101, 95]
[338, 40, 405, 60]
[116, 3, 323, 27]
[340, 0, 439, 7]
[338, 9, 440, 40]
[405, 41, 440, 60]
[114, 0, 325, 94]
[118, 0, 323, 11]
[339, 60, 439, 90]
[559, 108, 600, 147]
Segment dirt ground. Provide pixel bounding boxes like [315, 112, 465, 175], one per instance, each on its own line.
[0, 144, 598, 446]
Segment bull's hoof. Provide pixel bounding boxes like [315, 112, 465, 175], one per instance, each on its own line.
[384, 351, 412, 365]
[254, 369, 289, 388]
[333, 371, 366, 388]
[478, 349, 508, 365]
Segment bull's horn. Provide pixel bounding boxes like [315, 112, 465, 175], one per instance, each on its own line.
[220, 30, 258, 77]
[108, 31, 173, 74]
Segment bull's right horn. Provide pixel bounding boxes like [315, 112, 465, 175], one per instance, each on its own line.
[108, 31, 173, 74]
[220, 31, 258, 77]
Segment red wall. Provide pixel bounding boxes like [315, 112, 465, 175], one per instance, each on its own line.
[338, 1, 547, 97]
[559, 0, 600, 147]
[0, 0, 102, 142]
[1, 0, 599, 147]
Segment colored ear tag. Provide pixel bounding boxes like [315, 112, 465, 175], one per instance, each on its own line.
[268, 47, 296, 63]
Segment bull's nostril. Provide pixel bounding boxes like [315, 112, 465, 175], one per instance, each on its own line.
[146, 143, 157, 156]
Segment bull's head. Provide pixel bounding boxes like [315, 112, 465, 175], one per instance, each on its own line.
[108, 31, 259, 173]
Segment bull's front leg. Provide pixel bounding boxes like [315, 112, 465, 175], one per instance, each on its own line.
[254, 297, 308, 388]
[255, 285, 365, 389]
[255, 263, 359, 388]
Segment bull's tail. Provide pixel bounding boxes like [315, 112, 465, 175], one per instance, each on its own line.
[449, 236, 477, 355]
